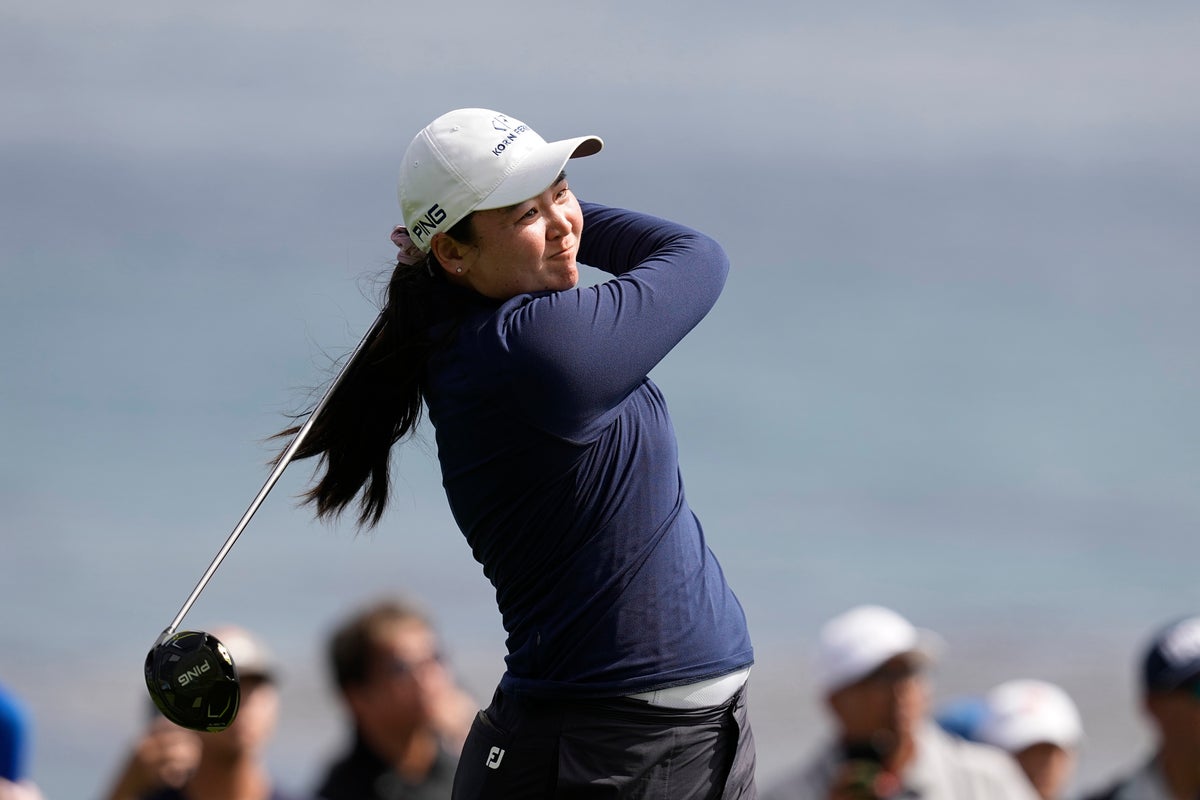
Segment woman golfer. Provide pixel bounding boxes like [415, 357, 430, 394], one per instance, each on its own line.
[287, 108, 756, 798]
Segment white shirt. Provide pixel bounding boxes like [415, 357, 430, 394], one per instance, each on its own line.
[762, 722, 1040, 800]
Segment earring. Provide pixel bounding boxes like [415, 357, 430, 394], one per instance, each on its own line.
[455, 267, 463, 274]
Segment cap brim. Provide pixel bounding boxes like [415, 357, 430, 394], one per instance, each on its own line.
[989, 725, 1081, 752]
[476, 135, 603, 212]
[1149, 665, 1200, 692]
[978, 708, 1084, 752]
[880, 642, 939, 675]
[829, 628, 944, 693]
[868, 628, 945, 675]
[914, 627, 945, 663]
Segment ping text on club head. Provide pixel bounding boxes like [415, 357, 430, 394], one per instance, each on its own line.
[177, 660, 211, 686]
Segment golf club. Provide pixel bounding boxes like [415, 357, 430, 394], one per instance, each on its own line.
[144, 311, 387, 731]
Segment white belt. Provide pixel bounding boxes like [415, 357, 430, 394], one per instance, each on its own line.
[626, 667, 751, 709]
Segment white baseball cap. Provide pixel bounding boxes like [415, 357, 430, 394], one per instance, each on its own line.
[814, 605, 943, 693]
[398, 108, 603, 252]
[975, 679, 1083, 752]
[211, 625, 277, 682]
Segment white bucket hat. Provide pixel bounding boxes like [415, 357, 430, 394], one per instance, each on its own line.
[398, 108, 603, 252]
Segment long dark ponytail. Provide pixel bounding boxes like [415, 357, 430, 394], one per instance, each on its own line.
[277, 216, 474, 528]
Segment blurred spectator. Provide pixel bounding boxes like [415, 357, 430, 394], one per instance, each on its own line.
[0, 780, 44, 800]
[0, 682, 42, 800]
[315, 597, 476, 800]
[762, 605, 1039, 800]
[1, 682, 31, 783]
[102, 625, 311, 800]
[1081, 614, 1200, 800]
[970, 680, 1083, 800]
[100, 715, 201, 800]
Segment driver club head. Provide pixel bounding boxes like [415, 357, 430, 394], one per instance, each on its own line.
[144, 629, 240, 732]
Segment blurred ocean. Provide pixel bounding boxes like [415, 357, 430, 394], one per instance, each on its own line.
[4, 149, 1198, 800]
[5, 2, 1200, 795]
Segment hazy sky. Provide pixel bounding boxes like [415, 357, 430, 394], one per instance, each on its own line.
[2, 2, 1198, 795]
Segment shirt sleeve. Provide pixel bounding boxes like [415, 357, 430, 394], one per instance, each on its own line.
[496, 202, 730, 437]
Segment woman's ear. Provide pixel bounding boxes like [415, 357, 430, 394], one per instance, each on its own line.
[429, 233, 471, 277]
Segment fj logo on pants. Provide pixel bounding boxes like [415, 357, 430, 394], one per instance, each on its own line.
[486, 746, 505, 769]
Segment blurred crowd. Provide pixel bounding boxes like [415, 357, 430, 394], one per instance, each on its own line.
[4, 602, 1200, 799]
[758, 606, 1200, 800]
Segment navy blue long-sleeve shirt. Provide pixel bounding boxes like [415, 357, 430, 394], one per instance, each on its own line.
[423, 202, 753, 699]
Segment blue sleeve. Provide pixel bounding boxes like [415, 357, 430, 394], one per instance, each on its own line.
[496, 202, 730, 436]
[0, 683, 29, 781]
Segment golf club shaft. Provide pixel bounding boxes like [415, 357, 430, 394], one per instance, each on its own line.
[164, 311, 387, 636]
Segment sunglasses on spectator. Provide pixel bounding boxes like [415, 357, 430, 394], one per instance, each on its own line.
[382, 651, 444, 678]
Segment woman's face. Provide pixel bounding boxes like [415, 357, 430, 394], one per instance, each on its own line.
[441, 174, 584, 300]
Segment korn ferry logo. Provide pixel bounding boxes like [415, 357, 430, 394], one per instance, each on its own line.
[489, 114, 529, 157]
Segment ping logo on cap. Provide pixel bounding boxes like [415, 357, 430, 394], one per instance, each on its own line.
[410, 204, 447, 243]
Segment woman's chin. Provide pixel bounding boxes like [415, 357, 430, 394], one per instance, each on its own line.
[547, 266, 579, 291]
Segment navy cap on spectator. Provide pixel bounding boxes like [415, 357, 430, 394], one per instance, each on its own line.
[1143, 614, 1200, 692]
